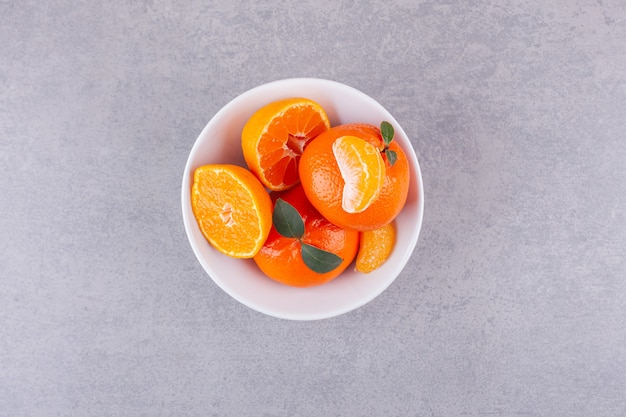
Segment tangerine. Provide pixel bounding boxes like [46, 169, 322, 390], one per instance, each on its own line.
[299, 123, 410, 231]
[242, 97, 330, 191]
[253, 185, 359, 287]
[191, 164, 273, 258]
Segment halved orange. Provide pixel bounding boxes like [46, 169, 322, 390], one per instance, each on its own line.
[242, 97, 331, 191]
[191, 164, 273, 258]
[355, 222, 396, 273]
[332, 135, 385, 213]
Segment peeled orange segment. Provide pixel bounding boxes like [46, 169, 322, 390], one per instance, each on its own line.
[355, 222, 395, 273]
[332, 135, 386, 213]
[191, 164, 273, 258]
[242, 98, 331, 191]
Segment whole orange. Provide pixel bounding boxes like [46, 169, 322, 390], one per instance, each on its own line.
[253, 185, 359, 287]
[299, 123, 410, 231]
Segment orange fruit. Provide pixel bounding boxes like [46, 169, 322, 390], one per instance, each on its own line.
[332, 135, 385, 213]
[242, 97, 331, 191]
[253, 185, 359, 287]
[355, 222, 396, 273]
[299, 123, 410, 231]
[191, 164, 273, 258]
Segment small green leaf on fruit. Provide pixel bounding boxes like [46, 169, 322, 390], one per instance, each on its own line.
[381, 121, 394, 146]
[273, 199, 304, 238]
[385, 149, 397, 167]
[301, 243, 343, 274]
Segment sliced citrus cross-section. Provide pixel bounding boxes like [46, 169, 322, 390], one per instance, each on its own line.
[355, 221, 396, 273]
[332, 135, 386, 213]
[242, 97, 331, 191]
[191, 164, 273, 258]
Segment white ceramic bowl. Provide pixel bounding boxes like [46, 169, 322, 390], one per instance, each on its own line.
[181, 78, 424, 320]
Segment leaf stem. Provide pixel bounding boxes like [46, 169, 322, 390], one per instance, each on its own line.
[380, 121, 397, 166]
[272, 198, 342, 274]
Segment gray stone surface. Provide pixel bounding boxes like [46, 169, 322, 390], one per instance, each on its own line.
[2, 1, 626, 416]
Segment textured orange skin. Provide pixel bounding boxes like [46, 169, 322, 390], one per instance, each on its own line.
[253, 185, 359, 287]
[299, 124, 410, 231]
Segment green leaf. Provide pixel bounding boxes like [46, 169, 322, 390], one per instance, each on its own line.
[380, 121, 394, 146]
[301, 243, 343, 274]
[385, 149, 397, 167]
[273, 198, 304, 238]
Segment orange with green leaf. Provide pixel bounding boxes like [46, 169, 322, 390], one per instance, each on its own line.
[253, 185, 359, 287]
[299, 122, 410, 231]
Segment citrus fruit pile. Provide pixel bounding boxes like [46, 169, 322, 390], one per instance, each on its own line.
[190, 97, 410, 287]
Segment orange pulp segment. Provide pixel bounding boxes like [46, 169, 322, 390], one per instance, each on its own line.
[242, 97, 330, 191]
[332, 135, 386, 213]
[355, 221, 396, 273]
[191, 164, 273, 258]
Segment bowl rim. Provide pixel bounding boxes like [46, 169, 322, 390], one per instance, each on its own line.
[181, 77, 424, 320]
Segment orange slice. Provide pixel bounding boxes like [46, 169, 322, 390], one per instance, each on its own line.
[242, 97, 331, 191]
[332, 135, 385, 213]
[191, 164, 273, 258]
[355, 222, 395, 273]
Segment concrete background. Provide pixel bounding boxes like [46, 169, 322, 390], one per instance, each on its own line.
[2, 1, 625, 416]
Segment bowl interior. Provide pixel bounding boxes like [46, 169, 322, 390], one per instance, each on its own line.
[181, 78, 424, 320]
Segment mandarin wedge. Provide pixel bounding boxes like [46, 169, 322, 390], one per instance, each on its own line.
[355, 222, 396, 273]
[242, 97, 330, 191]
[191, 164, 273, 258]
[299, 123, 410, 231]
[332, 135, 385, 213]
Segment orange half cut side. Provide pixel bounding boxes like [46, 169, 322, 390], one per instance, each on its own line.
[191, 164, 273, 258]
[242, 98, 331, 191]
